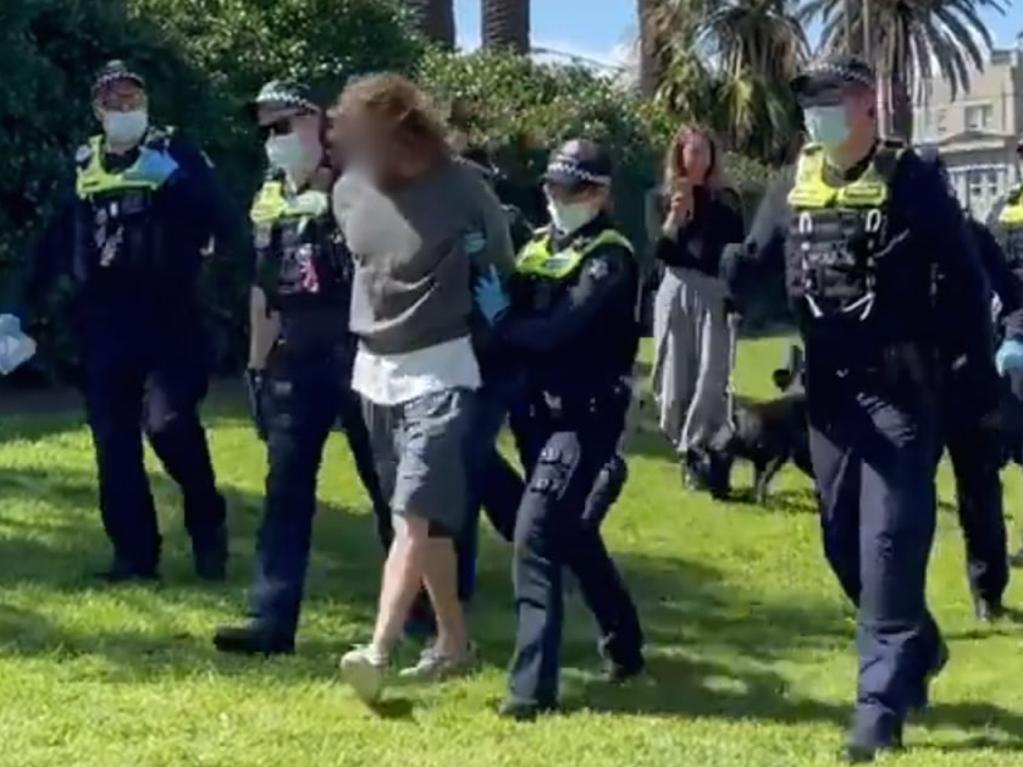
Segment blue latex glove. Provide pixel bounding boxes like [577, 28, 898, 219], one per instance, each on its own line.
[996, 339, 1023, 376]
[473, 265, 510, 325]
[124, 146, 180, 186]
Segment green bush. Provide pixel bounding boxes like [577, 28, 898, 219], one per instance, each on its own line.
[419, 50, 778, 263]
[0, 0, 422, 382]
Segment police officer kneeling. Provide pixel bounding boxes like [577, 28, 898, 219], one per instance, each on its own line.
[26, 61, 230, 582]
[475, 140, 645, 720]
[724, 55, 999, 761]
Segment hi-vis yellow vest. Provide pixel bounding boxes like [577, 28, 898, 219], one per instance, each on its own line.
[998, 187, 1023, 228]
[75, 134, 166, 200]
[787, 143, 902, 210]
[516, 228, 634, 280]
[249, 179, 330, 228]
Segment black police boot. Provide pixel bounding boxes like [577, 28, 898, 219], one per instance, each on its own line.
[844, 717, 904, 764]
[94, 556, 159, 584]
[497, 697, 558, 721]
[193, 528, 228, 583]
[213, 623, 295, 656]
[974, 597, 1005, 623]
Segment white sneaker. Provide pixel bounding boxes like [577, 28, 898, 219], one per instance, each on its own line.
[398, 642, 478, 681]
[339, 645, 388, 704]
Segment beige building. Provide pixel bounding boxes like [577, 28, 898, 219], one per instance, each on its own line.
[913, 46, 1023, 222]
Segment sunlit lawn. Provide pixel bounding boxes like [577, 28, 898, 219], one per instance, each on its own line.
[2, 336, 1023, 766]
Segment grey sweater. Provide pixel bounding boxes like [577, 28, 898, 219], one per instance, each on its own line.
[333, 158, 515, 355]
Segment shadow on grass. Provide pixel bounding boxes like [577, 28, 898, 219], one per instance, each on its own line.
[1, 417, 1019, 746]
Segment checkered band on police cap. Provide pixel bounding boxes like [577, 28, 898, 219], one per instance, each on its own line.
[252, 80, 320, 115]
[91, 60, 146, 98]
[792, 53, 876, 95]
[544, 139, 613, 189]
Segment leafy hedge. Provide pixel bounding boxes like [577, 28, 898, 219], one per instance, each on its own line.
[0, 12, 782, 384]
[0, 0, 421, 382]
[419, 50, 780, 264]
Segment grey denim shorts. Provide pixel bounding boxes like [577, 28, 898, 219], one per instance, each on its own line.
[361, 387, 476, 535]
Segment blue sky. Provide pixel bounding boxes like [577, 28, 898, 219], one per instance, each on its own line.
[454, 0, 1023, 66]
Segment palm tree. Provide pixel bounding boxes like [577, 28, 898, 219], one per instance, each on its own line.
[638, 0, 667, 97]
[482, 0, 530, 54]
[405, 0, 455, 49]
[697, 0, 808, 159]
[803, 0, 1008, 138]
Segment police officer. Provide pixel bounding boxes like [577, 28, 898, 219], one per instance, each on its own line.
[724, 55, 998, 761]
[214, 81, 391, 655]
[25, 61, 231, 582]
[475, 139, 645, 720]
[987, 141, 1023, 564]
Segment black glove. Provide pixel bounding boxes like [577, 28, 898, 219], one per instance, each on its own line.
[244, 368, 268, 441]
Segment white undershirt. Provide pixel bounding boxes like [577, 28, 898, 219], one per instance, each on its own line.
[351, 336, 481, 406]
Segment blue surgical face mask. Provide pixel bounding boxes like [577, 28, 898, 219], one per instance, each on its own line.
[804, 105, 850, 152]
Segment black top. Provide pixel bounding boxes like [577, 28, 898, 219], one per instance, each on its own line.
[653, 186, 744, 278]
[498, 213, 638, 398]
[724, 144, 999, 415]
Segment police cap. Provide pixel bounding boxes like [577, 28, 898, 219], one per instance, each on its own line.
[91, 60, 146, 99]
[543, 139, 613, 192]
[791, 53, 876, 103]
[248, 80, 320, 119]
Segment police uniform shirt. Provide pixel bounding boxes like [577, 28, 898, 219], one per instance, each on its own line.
[498, 213, 639, 396]
[730, 144, 993, 386]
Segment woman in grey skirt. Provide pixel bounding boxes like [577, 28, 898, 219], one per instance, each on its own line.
[650, 126, 744, 494]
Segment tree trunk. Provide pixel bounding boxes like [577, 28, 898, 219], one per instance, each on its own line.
[406, 0, 455, 50]
[889, 73, 913, 140]
[638, 0, 661, 97]
[481, 0, 530, 54]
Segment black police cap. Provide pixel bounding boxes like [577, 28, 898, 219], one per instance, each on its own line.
[91, 60, 146, 98]
[248, 80, 320, 118]
[791, 53, 876, 97]
[543, 139, 613, 191]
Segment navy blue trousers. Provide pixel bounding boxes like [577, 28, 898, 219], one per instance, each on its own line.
[943, 404, 1008, 605]
[249, 342, 389, 636]
[83, 323, 224, 570]
[808, 378, 943, 742]
[507, 391, 643, 706]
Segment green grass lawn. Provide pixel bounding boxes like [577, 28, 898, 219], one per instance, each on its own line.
[3, 336, 1023, 766]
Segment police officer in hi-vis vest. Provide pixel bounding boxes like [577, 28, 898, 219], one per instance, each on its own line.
[723, 54, 999, 762]
[214, 81, 391, 656]
[23, 61, 232, 583]
[988, 137, 1023, 565]
[474, 139, 645, 721]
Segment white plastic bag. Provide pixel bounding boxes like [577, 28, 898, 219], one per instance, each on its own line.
[0, 314, 36, 375]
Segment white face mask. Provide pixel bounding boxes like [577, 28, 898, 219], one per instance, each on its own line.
[547, 199, 599, 235]
[102, 110, 148, 148]
[265, 133, 320, 183]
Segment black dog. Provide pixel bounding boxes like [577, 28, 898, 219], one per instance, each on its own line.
[709, 346, 814, 504]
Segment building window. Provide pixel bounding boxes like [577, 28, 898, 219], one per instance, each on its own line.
[936, 108, 947, 135]
[965, 104, 993, 131]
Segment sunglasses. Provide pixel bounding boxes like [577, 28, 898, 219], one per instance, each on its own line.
[260, 119, 294, 138]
